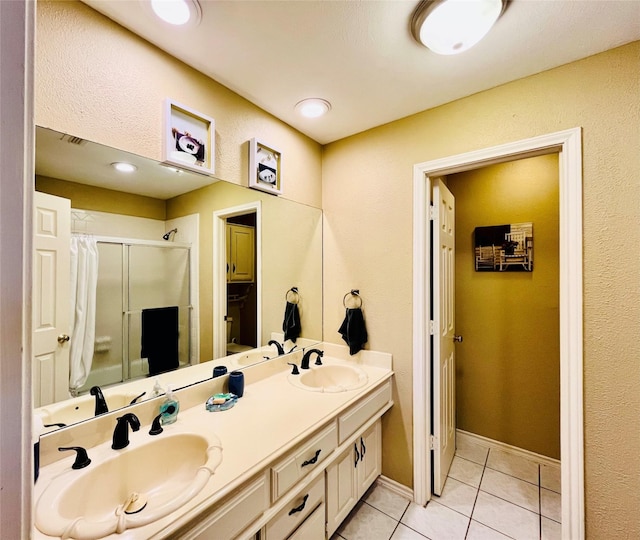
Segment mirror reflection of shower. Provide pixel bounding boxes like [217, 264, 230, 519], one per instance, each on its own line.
[78, 238, 192, 394]
[162, 228, 178, 241]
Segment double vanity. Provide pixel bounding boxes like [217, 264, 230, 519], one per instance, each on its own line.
[34, 342, 393, 539]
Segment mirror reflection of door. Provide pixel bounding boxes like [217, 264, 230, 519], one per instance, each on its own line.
[226, 213, 257, 355]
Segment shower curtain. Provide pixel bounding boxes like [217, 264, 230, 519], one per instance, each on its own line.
[69, 236, 99, 394]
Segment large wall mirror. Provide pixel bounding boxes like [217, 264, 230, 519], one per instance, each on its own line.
[34, 126, 322, 429]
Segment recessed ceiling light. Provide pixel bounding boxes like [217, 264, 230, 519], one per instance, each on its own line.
[111, 162, 137, 173]
[411, 0, 506, 55]
[295, 98, 332, 118]
[150, 0, 201, 26]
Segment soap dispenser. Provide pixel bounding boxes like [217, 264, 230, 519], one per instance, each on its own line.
[159, 385, 179, 425]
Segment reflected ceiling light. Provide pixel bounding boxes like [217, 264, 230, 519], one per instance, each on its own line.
[150, 0, 201, 26]
[411, 0, 506, 55]
[295, 98, 332, 118]
[111, 162, 137, 173]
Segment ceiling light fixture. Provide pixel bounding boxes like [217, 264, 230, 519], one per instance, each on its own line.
[150, 0, 201, 26]
[295, 98, 332, 119]
[411, 0, 506, 55]
[111, 162, 137, 173]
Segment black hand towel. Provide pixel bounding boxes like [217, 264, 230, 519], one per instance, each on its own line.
[142, 306, 179, 376]
[338, 308, 368, 355]
[282, 301, 301, 342]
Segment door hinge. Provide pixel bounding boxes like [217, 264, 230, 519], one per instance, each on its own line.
[429, 205, 436, 221]
[429, 320, 435, 335]
[429, 435, 437, 450]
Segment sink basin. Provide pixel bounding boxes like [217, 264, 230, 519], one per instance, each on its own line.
[35, 432, 223, 539]
[288, 364, 368, 393]
[36, 392, 146, 429]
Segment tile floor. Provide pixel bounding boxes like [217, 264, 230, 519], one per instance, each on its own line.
[331, 437, 561, 540]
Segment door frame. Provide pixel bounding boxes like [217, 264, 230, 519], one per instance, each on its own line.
[412, 128, 584, 538]
[212, 201, 262, 359]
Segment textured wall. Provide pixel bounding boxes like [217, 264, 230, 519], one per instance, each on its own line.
[448, 155, 560, 459]
[35, 0, 322, 209]
[323, 42, 640, 537]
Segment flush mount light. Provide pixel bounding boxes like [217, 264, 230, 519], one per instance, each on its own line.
[295, 98, 332, 118]
[111, 162, 137, 173]
[411, 0, 506, 55]
[150, 0, 201, 26]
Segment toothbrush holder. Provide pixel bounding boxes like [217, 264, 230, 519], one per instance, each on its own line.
[228, 371, 244, 398]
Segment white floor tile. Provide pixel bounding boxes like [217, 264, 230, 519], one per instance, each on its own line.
[456, 437, 490, 466]
[540, 463, 561, 493]
[449, 456, 485, 488]
[401, 501, 469, 540]
[541, 488, 562, 522]
[541, 516, 562, 540]
[466, 520, 513, 540]
[480, 468, 539, 512]
[486, 448, 539, 485]
[390, 523, 428, 540]
[337, 501, 398, 540]
[472, 491, 539, 540]
[436, 477, 478, 517]
[363, 483, 411, 520]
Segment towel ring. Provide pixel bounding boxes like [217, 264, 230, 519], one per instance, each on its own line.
[343, 289, 362, 309]
[286, 287, 300, 304]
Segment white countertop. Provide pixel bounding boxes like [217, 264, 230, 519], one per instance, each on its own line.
[33, 344, 393, 540]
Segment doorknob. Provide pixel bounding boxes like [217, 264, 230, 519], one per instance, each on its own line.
[453, 335, 463, 343]
[57, 334, 70, 344]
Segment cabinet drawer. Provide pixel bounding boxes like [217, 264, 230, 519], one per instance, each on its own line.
[266, 474, 324, 540]
[190, 473, 269, 540]
[271, 422, 337, 501]
[338, 380, 391, 444]
[287, 502, 325, 540]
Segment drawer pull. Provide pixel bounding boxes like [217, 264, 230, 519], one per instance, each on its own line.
[288, 494, 309, 516]
[301, 449, 321, 467]
[354, 442, 360, 468]
[361, 437, 366, 457]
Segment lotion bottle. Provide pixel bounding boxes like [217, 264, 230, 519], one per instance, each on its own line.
[159, 385, 179, 425]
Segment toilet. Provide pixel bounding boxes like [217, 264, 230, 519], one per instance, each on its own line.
[226, 317, 252, 354]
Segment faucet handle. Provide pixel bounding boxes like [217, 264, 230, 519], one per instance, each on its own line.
[58, 446, 91, 469]
[287, 362, 300, 375]
[315, 350, 324, 365]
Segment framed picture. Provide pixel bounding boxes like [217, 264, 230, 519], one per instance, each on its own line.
[474, 222, 534, 272]
[248, 138, 282, 195]
[163, 99, 215, 175]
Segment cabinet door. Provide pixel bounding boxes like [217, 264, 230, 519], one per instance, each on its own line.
[357, 421, 382, 496]
[325, 445, 358, 538]
[228, 224, 255, 282]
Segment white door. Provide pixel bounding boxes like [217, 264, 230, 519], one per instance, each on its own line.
[432, 179, 456, 495]
[33, 192, 71, 406]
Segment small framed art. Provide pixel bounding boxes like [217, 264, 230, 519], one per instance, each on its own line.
[163, 99, 215, 175]
[248, 138, 282, 195]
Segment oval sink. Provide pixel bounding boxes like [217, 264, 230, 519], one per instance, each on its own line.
[289, 364, 368, 393]
[35, 432, 222, 539]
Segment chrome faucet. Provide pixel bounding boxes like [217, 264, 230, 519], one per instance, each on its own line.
[90, 386, 109, 416]
[112, 413, 140, 450]
[301, 349, 323, 370]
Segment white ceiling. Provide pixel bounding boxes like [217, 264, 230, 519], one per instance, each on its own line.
[82, 1, 640, 145]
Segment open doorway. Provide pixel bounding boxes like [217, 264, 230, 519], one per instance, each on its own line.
[412, 128, 584, 539]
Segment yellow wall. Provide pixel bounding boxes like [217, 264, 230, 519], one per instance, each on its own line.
[322, 42, 640, 536]
[447, 155, 560, 459]
[35, 175, 167, 220]
[35, 0, 322, 209]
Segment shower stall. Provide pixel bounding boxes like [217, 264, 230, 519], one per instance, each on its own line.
[77, 237, 192, 393]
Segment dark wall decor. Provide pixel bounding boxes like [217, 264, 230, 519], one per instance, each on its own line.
[474, 222, 533, 272]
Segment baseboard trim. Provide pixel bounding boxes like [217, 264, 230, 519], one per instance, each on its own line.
[375, 475, 414, 500]
[457, 429, 561, 468]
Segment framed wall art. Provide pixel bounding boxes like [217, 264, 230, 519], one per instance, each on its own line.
[248, 138, 282, 196]
[474, 222, 534, 272]
[163, 99, 215, 175]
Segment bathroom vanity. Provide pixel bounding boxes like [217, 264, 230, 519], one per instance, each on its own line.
[34, 343, 393, 540]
